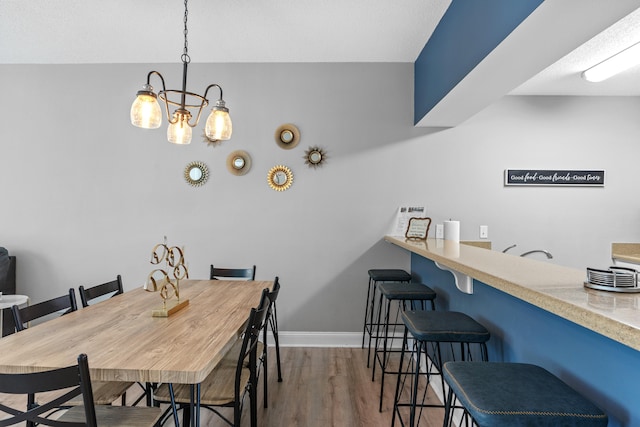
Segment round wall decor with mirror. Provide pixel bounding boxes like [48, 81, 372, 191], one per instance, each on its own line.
[226, 150, 252, 176]
[184, 161, 209, 187]
[267, 165, 294, 191]
[304, 146, 327, 168]
[274, 123, 300, 150]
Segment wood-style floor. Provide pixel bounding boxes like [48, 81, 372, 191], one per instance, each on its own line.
[160, 347, 445, 427]
[0, 347, 445, 427]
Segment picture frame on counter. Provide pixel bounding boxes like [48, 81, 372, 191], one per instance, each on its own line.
[405, 217, 431, 240]
[504, 169, 605, 187]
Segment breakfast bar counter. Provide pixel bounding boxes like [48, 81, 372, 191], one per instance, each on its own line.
[384, 235, 640, 351]
[385, 235, 640, 427]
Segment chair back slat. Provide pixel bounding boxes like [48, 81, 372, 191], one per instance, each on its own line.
[0, 354, 96, 427]
[236, 289, 270, 388]
[78, 275, 124, 307]
[12, 289, 77, 331]
[210, 265, 256, 281]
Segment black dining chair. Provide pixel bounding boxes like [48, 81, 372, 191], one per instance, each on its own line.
[259, 276, 283, 408]
[154, 288, 270, 427]
[12, 288, 78, 332]
[12, 289, 134, 408]
[78, 274, 124, 307]
[210, 265, 256, 281]
[0, 353, 162, 427]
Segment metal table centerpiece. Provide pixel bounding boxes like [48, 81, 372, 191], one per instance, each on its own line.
[144, 237, 190, 317]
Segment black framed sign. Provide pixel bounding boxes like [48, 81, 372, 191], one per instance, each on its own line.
[504, 170, 605, 187]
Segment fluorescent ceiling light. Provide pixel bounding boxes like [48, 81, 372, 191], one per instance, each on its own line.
[582, 41, 640, 82]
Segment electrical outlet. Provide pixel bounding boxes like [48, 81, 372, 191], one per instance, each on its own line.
[480, 225, 489, 239]
[436, 224, 444, 239]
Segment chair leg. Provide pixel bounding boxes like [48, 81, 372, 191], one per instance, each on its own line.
[182, 404, 191, 427]
[27, 393, 36, 427]
[366, 281, 379, 367]
[271, 304, 283, 382]
[371, 292, 385, 380]
[263, 324, 269, 409]
[409, 341, 424, 427]
[391, 327, 409, 427]
[249, 348, 258, 427]
[362, 277, 373, 348]
[443, 384, 454, 427]
[378, 297, 393, 412]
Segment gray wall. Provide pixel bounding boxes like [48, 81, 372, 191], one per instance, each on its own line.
[1, 62, 639, 334]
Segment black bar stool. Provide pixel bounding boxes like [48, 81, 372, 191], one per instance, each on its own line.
[362, 269, 411, 367]
[442, 362, 608, 427]
[371, 282, 436, 412]
[392, 310, 490, 427]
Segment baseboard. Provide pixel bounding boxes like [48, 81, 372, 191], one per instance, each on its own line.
[266, 331, 406, 348]
[267, 331, 361, 347]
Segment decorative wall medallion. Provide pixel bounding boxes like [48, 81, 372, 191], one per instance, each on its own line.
[226, 150, 252, 176]
[274, 123, 300, 150]
[267, 165, 293, 191]
[184, 161, 209, 187]
[304, 146, 327, 168]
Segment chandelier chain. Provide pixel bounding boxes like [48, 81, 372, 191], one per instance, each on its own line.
[182, 0, 190, 64]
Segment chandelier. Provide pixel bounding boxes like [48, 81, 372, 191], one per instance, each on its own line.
[130, 0, 232, 145]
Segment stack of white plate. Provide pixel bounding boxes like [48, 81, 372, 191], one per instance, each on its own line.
[586, 266, 638, 292]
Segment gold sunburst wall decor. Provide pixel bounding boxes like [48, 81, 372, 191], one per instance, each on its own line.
[267, 165, 294, 191]
[184, 161, 209, 187]
[202, 132, 224, 147]
[304, 146, 327, 168]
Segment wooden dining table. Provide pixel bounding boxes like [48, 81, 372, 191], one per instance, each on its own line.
[0, 279, 271, 427]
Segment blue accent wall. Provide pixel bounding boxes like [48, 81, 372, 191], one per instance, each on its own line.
[412, 253, 640, 427]
[414, 0, 543, 124]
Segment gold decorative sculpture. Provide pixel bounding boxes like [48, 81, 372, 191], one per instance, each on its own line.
[144, 237, 190, 317]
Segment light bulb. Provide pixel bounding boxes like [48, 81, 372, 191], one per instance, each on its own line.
[167, 112, 192, 145]
[205, 101, 232, 141]
[130, 86, 162, 129]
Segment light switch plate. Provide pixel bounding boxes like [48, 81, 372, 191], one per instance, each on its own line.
[480, 225, 489, 239]
[436, 224, 444, 239]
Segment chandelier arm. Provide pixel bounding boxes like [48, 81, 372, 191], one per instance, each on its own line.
[202, 84, 223, 102]
[145, 71, 175, 124]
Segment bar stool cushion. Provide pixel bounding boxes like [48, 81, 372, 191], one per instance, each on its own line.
[378, 282, 436, 301]
[443, 362, 608, 427]
[402, 310, 490, 343]
[368, 269, 411, 282]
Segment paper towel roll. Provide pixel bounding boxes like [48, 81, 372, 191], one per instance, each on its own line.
[444, 220, 460, 242]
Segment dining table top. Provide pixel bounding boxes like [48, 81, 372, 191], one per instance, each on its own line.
[0, 279, 271, 385]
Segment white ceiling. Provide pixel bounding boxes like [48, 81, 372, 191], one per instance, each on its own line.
[2, 0, 640, 97]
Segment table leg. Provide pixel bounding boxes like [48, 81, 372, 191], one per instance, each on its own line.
[188, 384, 201, 427]
[168, 384, 180, 427]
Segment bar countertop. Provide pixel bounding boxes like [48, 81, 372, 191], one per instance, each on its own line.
[385, 235, 640, 352]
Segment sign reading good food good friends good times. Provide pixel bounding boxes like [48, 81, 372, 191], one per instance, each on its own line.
[505, 170, 605, 187]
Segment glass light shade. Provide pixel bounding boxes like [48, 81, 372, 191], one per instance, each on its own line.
[167, 113, 192, 145]
[130, 94, 162, 129]
[205, 109, 232, 141]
